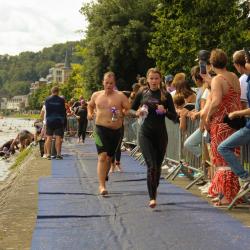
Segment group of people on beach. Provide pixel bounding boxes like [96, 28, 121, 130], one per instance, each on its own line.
[87, 47, 250, 209]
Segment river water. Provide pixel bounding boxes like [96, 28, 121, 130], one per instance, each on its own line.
[0, 117, 35, 181]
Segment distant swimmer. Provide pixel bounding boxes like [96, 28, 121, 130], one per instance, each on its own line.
[0, 139, 19, 154]
[10, 130, 34, 151]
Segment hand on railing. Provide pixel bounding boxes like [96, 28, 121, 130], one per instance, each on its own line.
[189, 110, 199, 121]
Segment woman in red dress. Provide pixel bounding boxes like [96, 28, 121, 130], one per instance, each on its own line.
[206, 49, 242, 206]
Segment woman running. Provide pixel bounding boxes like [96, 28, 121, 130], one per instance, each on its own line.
[131, 68, 178, 208]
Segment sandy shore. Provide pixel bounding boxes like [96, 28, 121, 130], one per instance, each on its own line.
[0, 148, 50, 250]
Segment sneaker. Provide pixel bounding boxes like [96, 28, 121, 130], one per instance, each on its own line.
[56, 155, 63, 160]
[196, 180, 207, 186]
[198, 182, 210, 190]
[47, 155, 51, 160]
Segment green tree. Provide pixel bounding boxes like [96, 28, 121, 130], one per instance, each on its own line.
[80, 0, 160, 93]
[28, 85, 52, 110]
[149, 0, 250, 75]
[0, 41, 83, 98]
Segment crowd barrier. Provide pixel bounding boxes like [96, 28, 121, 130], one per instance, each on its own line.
[66, 116, 78, 135]
[123, 116, 250, 210]
[69, 113, 250, 209]
[65, 116, 95, 137]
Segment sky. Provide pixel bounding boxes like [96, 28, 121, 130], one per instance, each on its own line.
[0, 0, 92, 56]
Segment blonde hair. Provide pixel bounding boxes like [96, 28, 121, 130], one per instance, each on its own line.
[233, 50, 246, 67]
[146, 68, 166, 102]
[172, 73, 186, 89]
[103, 71, 116, 80]
[172, 72, 195, 99]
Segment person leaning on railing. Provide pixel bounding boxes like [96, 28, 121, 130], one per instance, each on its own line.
[217, 53, 250, 194]
[183, 64, 208, 158]
[205, 49, 242, 206]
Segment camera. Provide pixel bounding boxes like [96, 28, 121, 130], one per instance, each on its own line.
[243, 47, 250, 63]
[199, 60, 207, 74]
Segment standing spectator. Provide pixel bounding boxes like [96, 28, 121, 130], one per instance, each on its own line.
[232, 50, 249, 108]
[72, 96, 84, 111]
[183, 66, 207, 158]
[217, 55, 250, 196]
[129, 83, 141, 104]
[75, 99, 88, 143]
[205, 49, 242, 206]
[33, 119, 43, 145]
[172, 73, 196, 103]
[67, 98, 78, 136]
[164, 74, 175, 93]
[45, 86, 66, 160]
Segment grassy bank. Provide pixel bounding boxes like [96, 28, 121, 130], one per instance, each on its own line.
[5, 114, 40, 120]
[10, 147, 33, 170]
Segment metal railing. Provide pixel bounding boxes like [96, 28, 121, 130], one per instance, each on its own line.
[123, 115, 250, 209]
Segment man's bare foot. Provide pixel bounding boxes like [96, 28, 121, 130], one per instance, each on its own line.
[110, 163, 115, 173]
[99, 187, 108, 196]
[149, 200, 156, 208]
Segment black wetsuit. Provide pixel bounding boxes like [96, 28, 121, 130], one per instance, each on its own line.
[111, 126, 124, 164]
[131, 88, 177, 200]
[75, 106, 88, 142]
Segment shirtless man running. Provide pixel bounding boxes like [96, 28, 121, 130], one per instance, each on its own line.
[87, 72, 130, 195]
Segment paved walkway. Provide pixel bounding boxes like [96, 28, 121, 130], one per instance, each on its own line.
[31, 138, 250, 250]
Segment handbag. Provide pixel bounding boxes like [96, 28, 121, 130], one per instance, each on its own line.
[223, 114, 246, 130]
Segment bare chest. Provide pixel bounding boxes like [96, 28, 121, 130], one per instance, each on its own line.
[96, 94, 122, 110]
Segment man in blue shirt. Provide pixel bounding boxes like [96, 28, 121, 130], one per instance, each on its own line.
[45, 86, 66, 160]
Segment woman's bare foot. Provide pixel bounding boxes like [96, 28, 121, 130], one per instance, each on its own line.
[115, 162, 122, 172]
[149, 200, 157, 208]
[99, 186, 108, 196]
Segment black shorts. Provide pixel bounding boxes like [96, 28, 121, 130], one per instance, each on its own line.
[46, 125, 64, 137]
[94, 125, 122, 157]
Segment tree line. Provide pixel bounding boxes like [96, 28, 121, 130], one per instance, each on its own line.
[81, 0, 249, 92]
[1, 0, 249, 109]
[0, 41, 83, 99]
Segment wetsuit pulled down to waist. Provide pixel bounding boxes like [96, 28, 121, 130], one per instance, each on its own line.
[94, 125, 122, 157]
